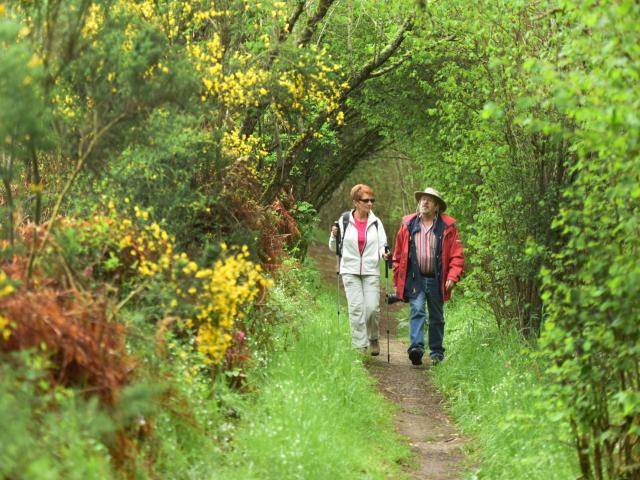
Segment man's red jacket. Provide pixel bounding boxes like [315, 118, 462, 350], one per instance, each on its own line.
[392, 213, 464, 302]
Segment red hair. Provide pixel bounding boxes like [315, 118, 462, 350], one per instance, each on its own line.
[350, 184, 374, 202]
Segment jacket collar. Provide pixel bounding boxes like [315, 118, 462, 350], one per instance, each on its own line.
[405, 212, 457, 234]
[350, 209, 380, 228]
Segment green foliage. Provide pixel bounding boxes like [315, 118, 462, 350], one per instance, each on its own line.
[0, 13, 49, 238]
[379, 1, 640, 476]
[75, 107, 218, 246]
[287, 201, 319, 259]
[433, 300, 578, 479]
[537, 2, 640, 477]
[0, 18, 47, 150]
[0, 351, 115, 479]
[119, 308, 228, 479]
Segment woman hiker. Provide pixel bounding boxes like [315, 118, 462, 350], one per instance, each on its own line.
[329, 184, 390, 355]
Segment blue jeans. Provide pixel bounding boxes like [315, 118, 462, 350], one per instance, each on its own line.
[408, 276, 445, 358]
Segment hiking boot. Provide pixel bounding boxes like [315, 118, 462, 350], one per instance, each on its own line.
[430, 354, 444, 366]
[408, 348, 423, 366]
[369, 339, 380, 356]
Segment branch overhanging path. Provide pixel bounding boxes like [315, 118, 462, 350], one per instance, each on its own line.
[261, 16, 414, 204]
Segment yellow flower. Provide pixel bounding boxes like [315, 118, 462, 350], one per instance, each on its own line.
[18, 26, 30, 39]
[0, 315, 12, 341]
[28, 54, 43, 68]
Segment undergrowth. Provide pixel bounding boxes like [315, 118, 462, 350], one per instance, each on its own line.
[431, 299, 579, 479]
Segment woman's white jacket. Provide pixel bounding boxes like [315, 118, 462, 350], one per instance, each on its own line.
[328, 210, 388, 276]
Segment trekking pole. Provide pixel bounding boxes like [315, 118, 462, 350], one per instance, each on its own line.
[334, 222, 342, 332]
[384, 245, 391, 364]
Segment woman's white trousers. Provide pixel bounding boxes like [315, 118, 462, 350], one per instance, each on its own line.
[342, 274, 380, 348]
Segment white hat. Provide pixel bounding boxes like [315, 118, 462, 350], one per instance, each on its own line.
[414, 187, 447, 212]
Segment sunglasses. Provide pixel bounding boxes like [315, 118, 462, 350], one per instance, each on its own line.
[359, 198, 375, 204]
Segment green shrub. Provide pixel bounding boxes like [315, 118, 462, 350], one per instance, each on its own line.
[538, 3, 640, 477]
[0, 351, 115, 479]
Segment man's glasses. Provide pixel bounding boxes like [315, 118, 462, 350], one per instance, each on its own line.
[359, 198, 375, 204]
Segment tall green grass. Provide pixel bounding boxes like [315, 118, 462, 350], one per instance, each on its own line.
[431, 299, 578, 479]
[219, 275, 411, 479]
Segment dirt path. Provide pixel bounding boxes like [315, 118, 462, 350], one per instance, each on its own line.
[308, 241, 467, 480]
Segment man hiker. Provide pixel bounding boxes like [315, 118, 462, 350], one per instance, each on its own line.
[390, 187, 464, 366]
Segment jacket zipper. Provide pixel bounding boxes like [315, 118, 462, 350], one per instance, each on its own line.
[360, 222, 369, 275]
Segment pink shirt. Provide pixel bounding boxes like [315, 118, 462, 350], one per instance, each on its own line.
[354, 215, 368, 254]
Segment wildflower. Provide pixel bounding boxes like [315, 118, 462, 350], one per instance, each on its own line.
[0, 315, 12, 341]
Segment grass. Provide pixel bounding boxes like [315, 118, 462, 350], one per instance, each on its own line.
[430, 297, 579, 479]
[217, 261, 411, 479]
